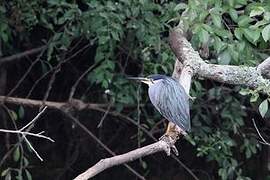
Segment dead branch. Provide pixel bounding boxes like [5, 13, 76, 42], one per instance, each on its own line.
[0, 106, 54, 161]
[74, 141, 170, 180]
[0, 46, 46, 65]
[0, 96, 109, 110]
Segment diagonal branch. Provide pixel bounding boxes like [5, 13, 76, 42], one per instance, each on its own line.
[0, 46, 46, 66]
[74, 141, 170, 180]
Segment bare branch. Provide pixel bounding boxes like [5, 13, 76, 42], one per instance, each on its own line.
[0, 106, 54, 161]
[0, 129, 54, 142]
[0, 96, 108, 110]
[20, 106, 48, 131]
[24, 136, 44, 161]
[0, 46, 46, 65]
[74, 141, 169, 180]
[68, 62, 98, 101]
[252, 118, 270, 146]
[257, 57, 270, 79]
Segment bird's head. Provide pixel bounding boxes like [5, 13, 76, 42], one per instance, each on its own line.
[127, 74, 167, 86]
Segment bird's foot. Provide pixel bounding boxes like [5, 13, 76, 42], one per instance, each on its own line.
[159, 134, 179, 156]
[188, 95, 196, 101]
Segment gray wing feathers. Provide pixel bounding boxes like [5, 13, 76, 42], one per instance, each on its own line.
[148, 78, 191, 132]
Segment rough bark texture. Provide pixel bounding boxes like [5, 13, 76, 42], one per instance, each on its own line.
[74, 141, 170, 180]
[169, 28, 270, 94]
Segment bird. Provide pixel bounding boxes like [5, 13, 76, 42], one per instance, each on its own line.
[128, 74, 190, 136]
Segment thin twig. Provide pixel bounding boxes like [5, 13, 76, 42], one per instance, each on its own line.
[20, 106, 48, 131]
[97, 102, 113, 128]
[0, 105, 54, 162]
[252, 118, 270, 146]
[68, 62, 98, 101]
[6, 46, 48, 97]
[24, 136, 43, 161]
[0, 129, 54, 142]
[26, 41, 91, 99]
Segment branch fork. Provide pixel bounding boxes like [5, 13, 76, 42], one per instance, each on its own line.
[0, 106, 54, 161]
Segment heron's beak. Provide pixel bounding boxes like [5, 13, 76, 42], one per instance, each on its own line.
[127, 77, 151, 85]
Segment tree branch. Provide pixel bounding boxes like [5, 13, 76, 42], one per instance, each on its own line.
[169, 28, 270, 94]
[74, 141, 170, 180]
[0, 96, 109, 110]
[0, 46, 46, 66]
[257, 57, 270, 79]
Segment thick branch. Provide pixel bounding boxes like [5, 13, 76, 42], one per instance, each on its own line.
[74, 141, 170, 180]
[0, 46, 46, 65]
[0, 96, 108, 110]
[257, 57, 270, 79]
[169, 28, 270, 94]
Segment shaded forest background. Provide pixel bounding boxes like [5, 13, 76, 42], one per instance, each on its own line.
[0, 0, 270, 179]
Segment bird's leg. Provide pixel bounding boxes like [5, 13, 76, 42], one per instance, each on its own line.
[188, 95, 196, 101]
[159, 122, 182, 156]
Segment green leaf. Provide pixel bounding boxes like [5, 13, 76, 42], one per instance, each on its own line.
[229, 9, 238, 22]
[211, 13, 222, 28]
[198, 28, 209, 43]
[23, 157, 29, 166]
[249, 7, 264, 17]
[236, 0, 247, 5]
[234, 28, 242, 40]
[214, 37, 226, 53]
[98, 36, 109, 44]
[264, 12, 270, 21]
[218, 50, 231, 65]
[174, 3, 187, 11]
[238, 16, 252, 27]
[161, 52, 168, 61]
[1, 169, 10, 177]
[18, 106, 25, 119]
[243, 29, 260, 44]
[9, 110, 18, 121]
[13, 147, 20, 162]
[1, 33, 8, 42]
[259, 99, 268, 118]
[25, 169, 32, 180]
[250, 93, 259, 102]
[111, 31, 120, 41]
[262, 24, 270, 42]
[141, 160, 147, 169]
